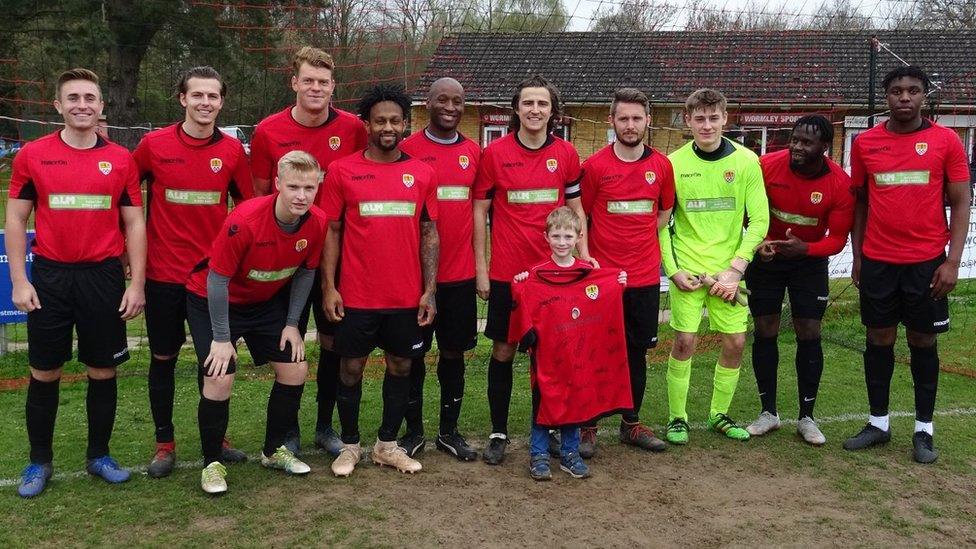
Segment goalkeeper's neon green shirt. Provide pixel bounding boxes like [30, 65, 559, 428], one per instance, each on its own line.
[660, 138, 769, 277]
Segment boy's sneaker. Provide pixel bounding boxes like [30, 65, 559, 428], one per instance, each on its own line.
[529, 454, 551, 481]
[559, 451, 591, 479]
[620, 421, 667, 452]
[912, 431, 938, 464]
[314, 426, 344, 457]
[482, 434, 509, 465]
[436, 431, 478, 461]
[797, 417, 827, 446]
[666, 417, 690, 445]
[261, 446, 311, 474]
[746, 411, 781, 436]
[331, 443, 363, 477]
[579, 427, 598, 458]
[397, 431, 426, 458]
[372, 439, 422, 473]
[843, 424, 891, 450]
[86, 456, 131, 484]
[18, 462, 52, 498]
[547, 430, 561, 458]
[220, 437, 248, 464]
[147, 442, 176, 478]
[708, 413, 751, 441]
[200, 462, 227, 494]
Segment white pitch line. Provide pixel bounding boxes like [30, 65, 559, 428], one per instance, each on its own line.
[3, 407, 975, 488]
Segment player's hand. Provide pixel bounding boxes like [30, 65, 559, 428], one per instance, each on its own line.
[851, 256, 861, 288]
[118, 284, 146, 320]
[618, 270, 627, 286]
[476, 271, 490, 300]
[12, 280, 41, 312]
[279, 326, 305, 363]
[324, 287, 344, 322]
[417, 290, 436, 327]
[670, 270, 702, 292]
[204, 340, 236, 378]
[513, 271, 529, 283]
[757, 240, 777, 262]
[930, 260, 959, 299]
[767, 229, 809, 259]
[581, 255, 600, 269]
[709, 269, 743, 303]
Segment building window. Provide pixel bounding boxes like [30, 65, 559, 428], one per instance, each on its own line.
[482, 125, 507, 147]
[843, 129, 865, 172]
[726, 126, 793, 156]
[553, 123, 570, 141]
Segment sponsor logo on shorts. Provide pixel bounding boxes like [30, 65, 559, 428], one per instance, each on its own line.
[915, 142, 928, 156]
[874, 170, 930, 186]
[723, 169, 735, 184]
[113, 348, 129, 359]
[329, 136, 341, 151]
[295, 238, 308, 252]
[359, 201, 417, 216]
[412, 341, 424, 349]
[165, 189, 221, 205]
[210, 158, 222, 173]
[402, 174, 415, 188]
[98, 161, 112, 175]
[247, 266, 298, 282]
[810, 191, 823, 204]
[685, 197, 736, 212]
[817, 295, 829, 301]
[546, 158, 558, 173]
[770, 207, 819, 226]
[437, 186, 470, 201]
[933, 318, 949, 327]
[458, 155, 470, 170]
[645, 171, 656, 185]
[48, 194, 112, 210]
[507, 189, 558, 204]
[607, 200, 654, 214]
[585, 285, 599, 300]
[571, 307, 580, 319]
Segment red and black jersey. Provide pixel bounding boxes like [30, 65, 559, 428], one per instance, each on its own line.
[851, 120, 970, 264]
[509, 261, 632, 428]
[186, 194, 328, 305]
[250, 106, 366, 204]
[321, 151, 438, 310]
[9, 131, 142, 263]
[133, 124, 254, 284]
[474, 133, 582, 282]
[760, 149, 854, 258]
[580, 144, 675, 287]
[400, 130, 479, 283]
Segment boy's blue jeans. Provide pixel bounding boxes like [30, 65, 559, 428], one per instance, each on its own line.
[530, 421, 580, 457]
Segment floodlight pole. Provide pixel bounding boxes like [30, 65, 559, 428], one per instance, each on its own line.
[868, 36, 879, 128]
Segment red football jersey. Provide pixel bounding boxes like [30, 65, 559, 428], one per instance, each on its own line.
[851, 120, 970, 264]
[474, 133, 582, 282]
[186, 194, 328, 305]
[9, 132, 142, 263]
[580, 144, 675, 287]
[760, 149, 854, 258]
[133, 124, 254, 284]
[509, 262, 632, 428]
[250, 106, 366, 203]
[321, 152, 438, 310]
[400, 130, 480, 283]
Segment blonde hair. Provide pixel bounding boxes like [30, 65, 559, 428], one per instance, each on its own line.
[546, 206, 581, 234]
[56, 68, 101, 100]
[685, 88, 727, 114]
[293, 46, 335, 75]
[277, 150, 323, 183]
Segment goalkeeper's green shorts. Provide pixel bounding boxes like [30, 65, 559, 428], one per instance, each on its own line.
[668, 285, 748, 334]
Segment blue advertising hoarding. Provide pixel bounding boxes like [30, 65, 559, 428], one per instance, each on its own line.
[0, 230, 35, 325]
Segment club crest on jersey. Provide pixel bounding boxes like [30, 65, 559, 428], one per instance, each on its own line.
[585, 284, 599, 300]
[329, 136, 341, 151]
[546, 158, 558, 173]
[723, 170, 735, 184]
[98, 161, 112, 175]
[915, 142, 928, 156]
[571, 307, 580, 320]
[295, 238, 308, 252]
[645, 171, 656, 185]
[402, 174, 415, 188]
[210, 158, 222, 173]
[459, 155, 470, 170]
[810, 191, 823, 204]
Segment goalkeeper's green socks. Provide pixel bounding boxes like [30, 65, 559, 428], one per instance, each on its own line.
[667, 355, 692, 421]
[710, 362, 740, 417]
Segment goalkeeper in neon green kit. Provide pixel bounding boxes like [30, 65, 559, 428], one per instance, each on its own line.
[659, 89, 769, 443]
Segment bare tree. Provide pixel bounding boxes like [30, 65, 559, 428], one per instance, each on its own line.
[891, 0, 976, 29]
[683, 0, 788, 31]
[808, 0, 872, 30]
[592, 0, 680, 32]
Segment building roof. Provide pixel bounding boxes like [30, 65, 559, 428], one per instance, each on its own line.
[416, 30, 976, 106]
